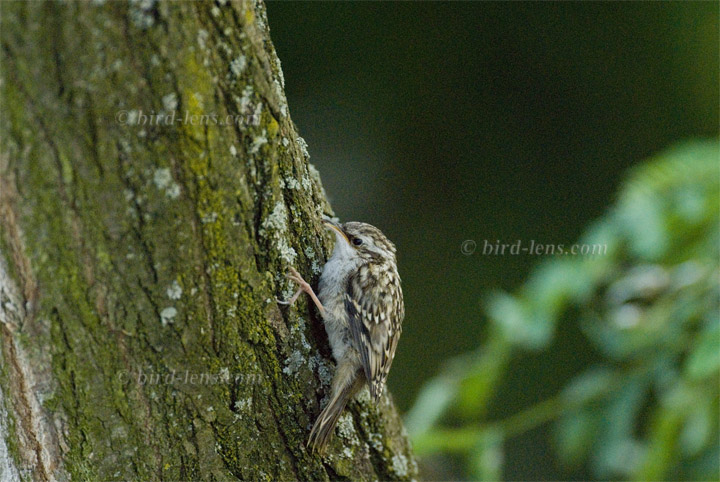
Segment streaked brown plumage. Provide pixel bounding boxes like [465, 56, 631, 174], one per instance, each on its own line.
[279, 218, 404, 453]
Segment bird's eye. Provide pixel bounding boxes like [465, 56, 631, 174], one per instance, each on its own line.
[352, 237, 363, 246]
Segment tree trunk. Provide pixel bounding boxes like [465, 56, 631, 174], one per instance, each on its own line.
[0, 1, 417, 480]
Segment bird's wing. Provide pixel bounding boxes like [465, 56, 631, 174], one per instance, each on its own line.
[344, 264, 404, 401]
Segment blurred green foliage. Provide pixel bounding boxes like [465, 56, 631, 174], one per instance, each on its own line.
[266, 3, 718, 478]
[406, 141, 719, 481]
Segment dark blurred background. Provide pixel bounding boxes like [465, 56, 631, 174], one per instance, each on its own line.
[266, 1, 718, 479]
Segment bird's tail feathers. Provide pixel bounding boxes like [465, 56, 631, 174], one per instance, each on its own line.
[307, 372, 363, 454]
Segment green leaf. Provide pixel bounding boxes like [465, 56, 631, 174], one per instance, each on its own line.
[555, 409, 599, 467]
[456, 335, 511, 418]
[616, 189, 668, 261]
[524, 260, 593, 319]
[679, 392, 714, 457]
[405, 373, 458, 439]
[486, 291, 551, 349]
[561, 368, 614, 405]
[592, 376, 650, 478]
[685, 315, 720, 380]
[469, 428, 504, 481]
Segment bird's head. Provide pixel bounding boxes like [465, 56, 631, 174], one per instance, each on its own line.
[323, 218, 397, 264]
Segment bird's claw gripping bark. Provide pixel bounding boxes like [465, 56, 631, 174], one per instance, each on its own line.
[276, 267, 325, 314]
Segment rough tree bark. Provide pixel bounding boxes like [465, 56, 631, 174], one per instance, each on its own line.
[0, 1, 417, 480]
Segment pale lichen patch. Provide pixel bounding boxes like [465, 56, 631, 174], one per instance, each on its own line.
[277, 239, 297, 266]
[251, 102, 263, 126]
[250, 132, 268, 155]
[166, 280, 182, 300]
[129, 0, 155, 29]
[165, 183, 180, 199]
[153, 168, 172, 189]
[273, 79, 287, 117]
[291, 318, 312, 352]
[230, 55, 246, 77]
[239, 85, 254, 114]
[201, 212, 218, 224]
[282, 350, 304, 377]
[127, 110, 139, 125]
[391, 454, 409, 477]
[304, 246, 322, 275]
[336, 414, 360, 445]
[153, 168, 181, 199]
[197, 29, 209, 50]
[234, 398, 252, 411]
[160, 307, 177, 326]
[315, 357, 334, 387]
[162, 92, 178, 112]
[300, 175, 312, 192]
[307, 164, 325, 197]
[276, 57, 286, 88]
[261, 202, 288, 233]
[297, 136, 310, 159]
[356, 387, 371, 404]
[368, 430, 384, 452]
[233, 398, 252, 420]
[260, 201, 296, 264]
[283, 176, 301, 190]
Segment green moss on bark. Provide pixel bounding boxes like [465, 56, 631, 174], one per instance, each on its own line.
[0, 1, 417, 480]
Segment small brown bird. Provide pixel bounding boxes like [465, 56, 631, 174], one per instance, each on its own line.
[280, 218, 404, 453]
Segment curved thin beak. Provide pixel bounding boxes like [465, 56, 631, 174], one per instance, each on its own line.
[322, 218, 349, 244]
